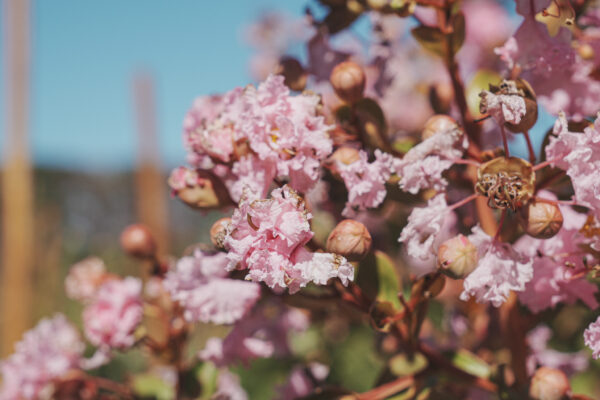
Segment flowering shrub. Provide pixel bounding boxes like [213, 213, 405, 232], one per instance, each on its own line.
[5, 0, 600, 399]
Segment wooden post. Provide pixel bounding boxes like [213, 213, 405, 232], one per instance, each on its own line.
[132, 73, 169, 258]
[1, 0, 34, 355]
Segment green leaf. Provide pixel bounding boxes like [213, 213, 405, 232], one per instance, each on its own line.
[411, 12, 465, 59]
[329, 325, 385, 392]
[198, 363, 218, 399]
[392, 138, 416, 155]
[389, 352, 428, 376]
[466, 69, 502, 118]
[374, 250, 402, 310]
[353, 98, 388, 150]
[451, 349, 491, 379]
[411, 26, 446, 58]
[132, 373, 176, 400]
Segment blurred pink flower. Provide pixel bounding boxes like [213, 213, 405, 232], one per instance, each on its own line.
[0, 314, 84, 400]
[225, 185, 353, 293]
[495, 12, 600, 118]
[64, 257, 110, 302]
[83, 277, 143, 349]
[527, 325, 588, 375]
[338, 150, 394, 217]
[214, 370, 248, 400]
[164, 250, 261, 325]
[460, 225, 534, 307]
[585, 316, 600, 359]
[275, 362, 329, 400]
[199, 304, 308, 367]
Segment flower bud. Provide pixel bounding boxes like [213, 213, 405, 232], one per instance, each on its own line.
[120, 224, 157, 259]
[275, 56, 308, 92]
[529, 367, 570, 400]
[326, 219, 372, 261]
[210, 217, 231, 250]
[168, 167, 230, 209]
[422, 114, 459, 140]
[330, 61, 366, 103]
[519, 200, 563, 239]
[437, 235, 478, 279]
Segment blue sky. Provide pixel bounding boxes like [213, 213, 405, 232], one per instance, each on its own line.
[0, 0, 306, 170]
[0, 0, 552, 171]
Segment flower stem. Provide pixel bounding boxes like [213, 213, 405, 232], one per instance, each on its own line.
[533, 157, 561, 171]
[355, 375, 415, 400]
[452, 158, 481, 167]
[523, 130, 536, 163]
[500, 125, 510, 157]
[448, 193, 480, 211]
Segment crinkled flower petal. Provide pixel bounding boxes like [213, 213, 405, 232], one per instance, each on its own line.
[460, 225, 533, 307]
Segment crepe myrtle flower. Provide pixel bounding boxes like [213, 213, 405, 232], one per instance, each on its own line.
[398, 129, 595, 307]
[163, 250, 261, 325]
[224, 185, 354, 293]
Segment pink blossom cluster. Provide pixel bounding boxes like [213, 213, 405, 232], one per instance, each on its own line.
[82, 277, 144, 350]
[0, 315, 84, 400]
[163, 249, 261, 324]
[224, 185, 354, 293]
[174, 74, 333, 203]
[199, 302, 308, 367]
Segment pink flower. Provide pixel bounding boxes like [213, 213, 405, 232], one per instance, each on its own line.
[479, 84, 526, 125]
[275, 363, 329, 400]
[0, 314, 84, 400]
[337, 150, 394, 217]
[515, 199, 598, 313]
[164, 250, 261, 325]
[223, 156, 276, 202]
[527, 325, 588, 376]
[241, 75, 333, 193]
[83, 277, 143, 349]
[584, 316, 600, 359]
[495, 14, 600, 118]
[460, 225, 534, 307]
[394, 122, 466, 194]
[546, 113, 600, 215]
[167, 166, 201, 192]
[214, 370, 248, 400]
[64, 257, 110, 302]
[225, 185, 354, 293]
[199, 304, 308, 367]
[398, 194, 453, 260]
[183, 89, 244, 168]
